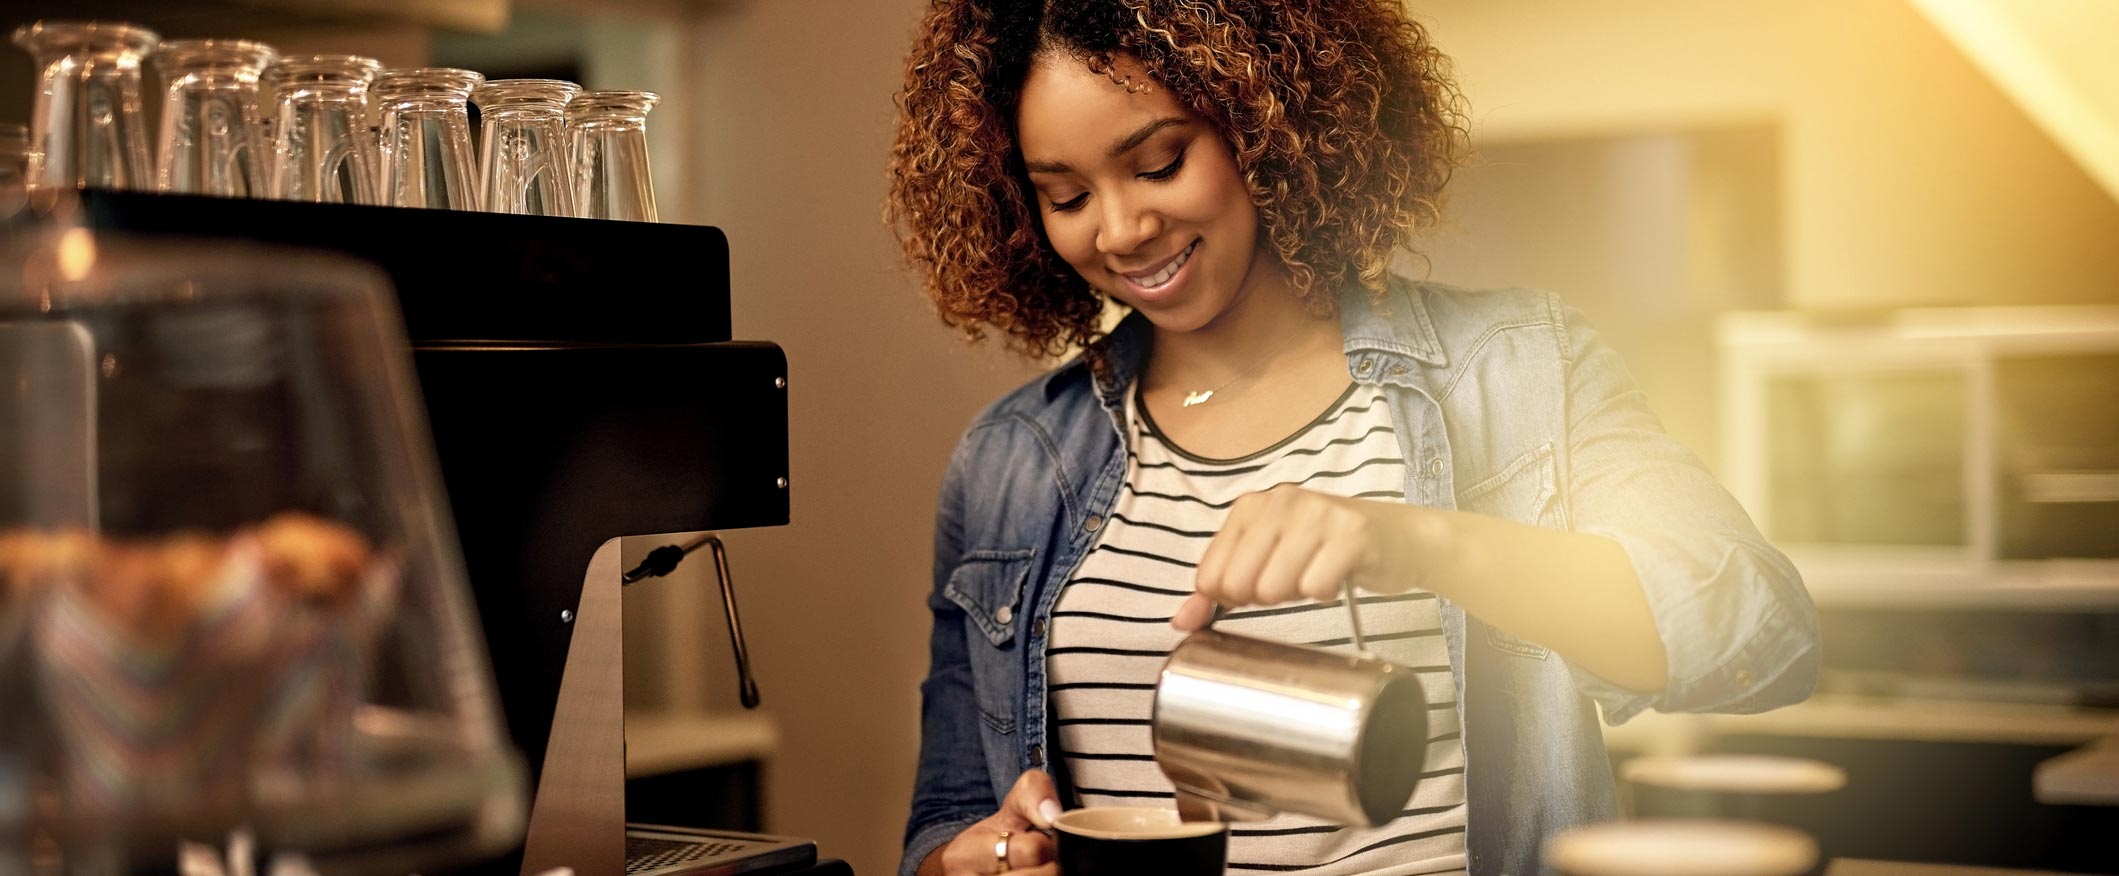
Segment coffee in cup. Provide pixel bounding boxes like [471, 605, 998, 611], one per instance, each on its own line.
[1053, 806, 1226, 876]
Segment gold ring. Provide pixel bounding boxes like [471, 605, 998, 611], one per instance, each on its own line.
[993, 829, 1012, 874]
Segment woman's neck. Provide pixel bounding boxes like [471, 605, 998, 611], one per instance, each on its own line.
[1143, 258, 1340, 394]
[1134, 256, 1352, 460]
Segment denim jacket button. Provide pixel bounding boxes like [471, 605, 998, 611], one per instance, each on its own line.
[1425, 458, 1445, 479]
[1735, 668, 1754, 687]
[1029, 745, 1044, 766]
[1084, 514, 1104, 533]
[995, 605, 1015, 625]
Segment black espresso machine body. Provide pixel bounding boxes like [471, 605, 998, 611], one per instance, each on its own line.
[75, 190, 802, 875]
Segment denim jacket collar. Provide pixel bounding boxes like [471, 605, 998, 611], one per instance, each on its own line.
[1338, 277, 1450, 368]
[1041, 278, 1451, 413]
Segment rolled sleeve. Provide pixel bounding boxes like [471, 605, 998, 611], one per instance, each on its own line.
[1555, 299, 1821, 724]
[1568, 530, 1824, 724]
[901, 814, 982, 876]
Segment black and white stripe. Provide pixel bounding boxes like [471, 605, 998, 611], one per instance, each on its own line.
[1048, 383, 1468, 876]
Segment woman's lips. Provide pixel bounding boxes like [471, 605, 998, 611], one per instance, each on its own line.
[1118, 239, 1199, 298]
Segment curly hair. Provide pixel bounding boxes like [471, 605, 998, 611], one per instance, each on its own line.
[885, 0, 1469, 360]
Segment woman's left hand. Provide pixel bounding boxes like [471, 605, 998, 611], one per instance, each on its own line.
[1173, 484, 1439, 631]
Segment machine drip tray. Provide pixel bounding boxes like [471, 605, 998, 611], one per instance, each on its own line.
[625, 824, 817, 876]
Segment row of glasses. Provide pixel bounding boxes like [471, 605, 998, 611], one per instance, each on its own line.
[370, 72, 660, 220]
[10, 20, 662, 221]
[459, 77, 663, 220]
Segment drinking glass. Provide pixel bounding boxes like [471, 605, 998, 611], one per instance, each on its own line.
[1, 228, 526, 875]
[473, 79, 578, 216]
[10, 20, 158, 191]
[568, 90, 659, 222]
[0, 124, 29, 188]
[267, 54, 383, 204]
[376, 68, 483, 210]
[153, 39, 277, 197]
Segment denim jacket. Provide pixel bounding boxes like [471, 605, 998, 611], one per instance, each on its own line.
[903, 278, 1822, 876]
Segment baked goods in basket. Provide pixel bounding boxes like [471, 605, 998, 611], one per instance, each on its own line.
[0, 513, 399, 816]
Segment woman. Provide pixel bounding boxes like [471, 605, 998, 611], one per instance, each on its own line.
[884, 2, 1820, 874]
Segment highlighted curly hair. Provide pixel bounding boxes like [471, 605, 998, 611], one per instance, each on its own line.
[885, 0, 1469, 359]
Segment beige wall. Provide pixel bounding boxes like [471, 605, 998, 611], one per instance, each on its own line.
[1413, 0, 2119, 311]
[1420, 130, 1775, 472]
[659, 2, 1039, 873]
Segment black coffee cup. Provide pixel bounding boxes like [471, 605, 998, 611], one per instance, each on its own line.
[1053, 806, 1226, 876]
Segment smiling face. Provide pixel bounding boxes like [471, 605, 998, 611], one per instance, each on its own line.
[1015, 53, 1288, 334]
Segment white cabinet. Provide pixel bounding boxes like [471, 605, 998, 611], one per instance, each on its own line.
[1720, 306, 2119, 609]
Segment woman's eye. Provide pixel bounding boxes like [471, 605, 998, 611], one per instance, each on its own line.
[1051, 192, 1089, 212]
[1140, 149, 1187, 181]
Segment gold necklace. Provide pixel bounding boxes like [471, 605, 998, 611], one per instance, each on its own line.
[1180, 332, 1304, 407]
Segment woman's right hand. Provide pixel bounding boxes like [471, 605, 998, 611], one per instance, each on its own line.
[918, 770, 1064, 875]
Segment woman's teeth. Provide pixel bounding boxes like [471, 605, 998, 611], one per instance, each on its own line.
[1135, 240, 1198, 288]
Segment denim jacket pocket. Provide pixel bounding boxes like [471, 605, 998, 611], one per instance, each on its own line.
[1458, 442, 1559, 522]
[944, 548, 1035, 648]
[1459, 443, 1561, 660]
[1484, 624, 1553, 660]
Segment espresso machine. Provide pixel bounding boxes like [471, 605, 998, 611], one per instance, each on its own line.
[69, 189, 848, 876]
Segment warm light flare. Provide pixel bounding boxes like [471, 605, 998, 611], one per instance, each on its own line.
[55, 227, 97, 283]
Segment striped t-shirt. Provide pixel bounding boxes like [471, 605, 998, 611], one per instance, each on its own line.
[1048, 381, 1469, 876]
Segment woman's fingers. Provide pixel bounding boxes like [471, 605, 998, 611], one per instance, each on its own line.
[999, 828, 1055, 871]
[1002, 769, 1061, 829]
[1171, 592, 1216, 631]
[933, 771, 1063, 875]
[1197, 486, 1342, 609]
[945, 821, 1055, 876]
[1296, 533, 1366, 604]
[1252, 519, 1325, 606]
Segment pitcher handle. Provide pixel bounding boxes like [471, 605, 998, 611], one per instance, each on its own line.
[1342, 579, 1367, 653]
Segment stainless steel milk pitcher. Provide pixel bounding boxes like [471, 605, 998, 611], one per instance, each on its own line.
[1152, 587, 1431, 827]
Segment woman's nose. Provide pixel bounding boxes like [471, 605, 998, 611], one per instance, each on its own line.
[1095, 192, 1162, 257]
